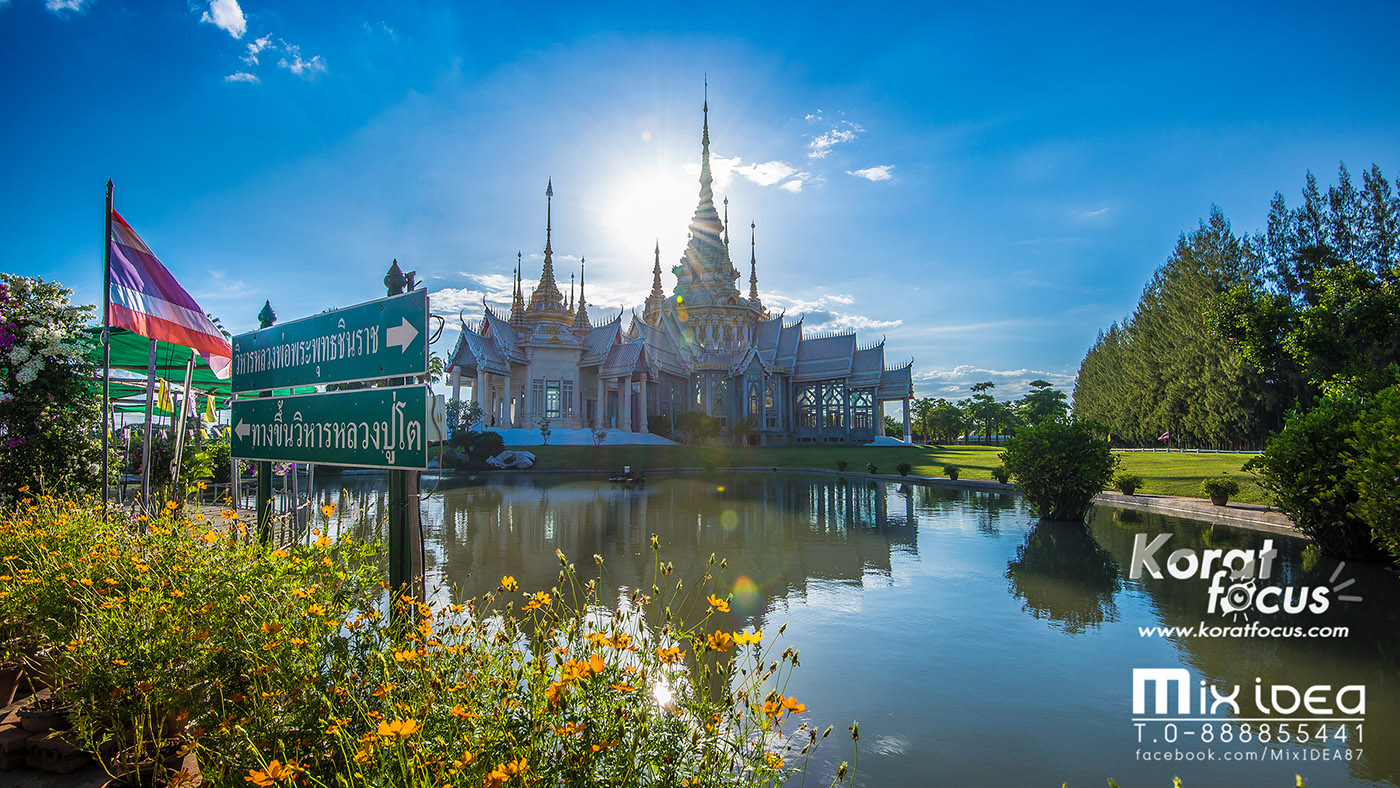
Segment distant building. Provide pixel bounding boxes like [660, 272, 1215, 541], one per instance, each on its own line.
[447, 97, 913, 445]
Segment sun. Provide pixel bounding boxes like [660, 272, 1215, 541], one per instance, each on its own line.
[598, 166, 698, 263]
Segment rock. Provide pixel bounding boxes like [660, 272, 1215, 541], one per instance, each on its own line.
[485, 451, 535, 470]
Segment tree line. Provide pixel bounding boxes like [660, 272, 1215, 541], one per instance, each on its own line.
[901, 379, 1069, 444]
[1076, 163, 1400, 559]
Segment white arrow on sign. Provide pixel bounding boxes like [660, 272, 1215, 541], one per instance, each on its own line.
[234, 420, 251, 440]
[386, 317, 419, 352]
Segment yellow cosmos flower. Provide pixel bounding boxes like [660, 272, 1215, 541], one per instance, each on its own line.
[321, 503, 336, 518]
[706, 630, 734, 652]
[707, 594, 730, 612]
[245, 759, 299, 786]
[500, 575, 518, 592]
[201, 531, 220, 543]
[376, 718, 420, 739]
[734, 630, 763, 646]
[655, 646, 685, 664]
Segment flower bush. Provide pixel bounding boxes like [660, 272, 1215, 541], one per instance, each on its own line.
[0, 275, 102, 499]
[0, 493, 838, 787]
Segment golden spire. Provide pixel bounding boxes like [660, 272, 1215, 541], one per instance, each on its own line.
[509, 251, 526, 325]
[749, 221, 763, 312]
[528, 178, 566, 315]
[572, 257, 592, 332]
[644, 239, 667, 327]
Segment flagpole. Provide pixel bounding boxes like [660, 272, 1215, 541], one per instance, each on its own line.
[101, 180, 113, 512]
[170, 348, 195, 497]
[140, 340, 156, 512]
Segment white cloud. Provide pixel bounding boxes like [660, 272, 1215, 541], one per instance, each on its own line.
[200, 0, 246, 39]
[242, 34, 273, 65]
[759, 292, 895, 333]
[808, 120, 864, 160]
[848, 165, 894, 182]
[278, 44, 327, 78]
[1081, 206, 1111, 217]
[44, 0, 89, 13]
[690, 154, 811, 193]
[429, 287, 489, 316]
[224, 72, 259, 83]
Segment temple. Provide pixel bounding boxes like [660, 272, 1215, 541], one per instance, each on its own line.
[446, 96, 914, 445]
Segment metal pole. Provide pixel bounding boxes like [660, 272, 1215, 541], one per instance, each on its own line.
[140, 341, 156, 511]
[101, 180, 113, 509]
[169, 351, 195, 495]
[384, 260, 423, 619]
[255, 301, 276, 544]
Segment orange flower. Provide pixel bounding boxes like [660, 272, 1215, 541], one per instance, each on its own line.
[706, 630, 734, 652]
[610, 682, 636, 692]
[449, 705, 470, 719]
[781, 695, 806, 714]
[655, 646, 685, 664]
[201, 531, 220, 543]
[245, 760, 299, 785]
[376, 718, 420, 739]
[321, 503, 336, 518]
[504, 758, 528, 776]
[707, 594, 730, 612]
[484, 768, 508, 788]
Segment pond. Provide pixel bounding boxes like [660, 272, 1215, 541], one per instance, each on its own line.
[317, 471, 1400, 787]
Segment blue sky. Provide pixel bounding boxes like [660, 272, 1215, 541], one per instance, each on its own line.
[5, 0, 1398, 405]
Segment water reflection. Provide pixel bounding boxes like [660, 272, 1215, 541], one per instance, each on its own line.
[299, 470, 1400, 787]
[1005, 521, 1122, 634]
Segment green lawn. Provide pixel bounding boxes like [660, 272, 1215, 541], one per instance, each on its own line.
[520, 444, 1269, 504]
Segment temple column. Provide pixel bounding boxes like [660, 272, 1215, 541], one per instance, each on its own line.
[451, 367, 462, 403]
[475, 370, 486, 418]
[903, 397, 912, 445]
[620, 374, 632, 432]
[503, 375, 513, 427]
[596, 375, 605, 429]
[639, 377, 648, 433]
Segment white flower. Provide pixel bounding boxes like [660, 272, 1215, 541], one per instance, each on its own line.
[9, 345, 29, 363]
[16, 366, 38, 385]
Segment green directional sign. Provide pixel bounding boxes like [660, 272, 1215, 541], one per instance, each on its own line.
[231, 289, 428, 393]
[230, 386, 430, 469]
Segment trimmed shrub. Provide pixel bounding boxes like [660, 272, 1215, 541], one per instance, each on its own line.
[1112, 472, 1144, 496]
[896, 462, 912, 477]
[469, 431, 506, 463]
[836, 459, 849, 472]
[1200, 476, 1239, 503]
[1248, 390, 1382, 559]
[865, 463, 879, 474]
[1000, 418, 1118, 522]
[991, 465, 1010, 484]
[943, 464, 960, 481]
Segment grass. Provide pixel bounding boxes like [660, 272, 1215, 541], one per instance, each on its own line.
[521, 444, 1269, 504]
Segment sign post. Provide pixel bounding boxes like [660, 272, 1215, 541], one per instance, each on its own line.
[230, 263, 430, 613]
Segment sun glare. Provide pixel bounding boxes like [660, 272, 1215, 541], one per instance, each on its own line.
[601, 168, 699, 263]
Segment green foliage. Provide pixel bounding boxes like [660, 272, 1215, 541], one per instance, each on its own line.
[1112, 472, 1144, 495]
[0, 497, 832, 787]
[0, 275, 101, 499]
[912, 397, 968, 444]
[445, 398, 484, 440]
[942, 464, 959, 480]
[537, 416, 552, 445]
[1200, 476, 1240, 500]
[1075, 209, 1278, 446]
[1017, 380, 1068, 424]
[1247, 388, 1381, 558]
[1210, 163, 1400, 397]
[204, 435, 232, 484]
[836, 459, 849, 472]
[1351, 383, 1400, 561]
[883, 414, 902, 438]
[865, 462, 878, 474]
[1000, 418, 1118, 522]
[676, 410, 723, 444]
[896, 462, 911, 477]
[991, 464, 1010, 484]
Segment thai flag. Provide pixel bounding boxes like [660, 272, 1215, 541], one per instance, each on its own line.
[108, 210, 232, 378]
[1157, 430, 1171, 441]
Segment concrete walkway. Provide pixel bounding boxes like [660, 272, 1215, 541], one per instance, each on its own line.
[1092, 490, 1299, 536]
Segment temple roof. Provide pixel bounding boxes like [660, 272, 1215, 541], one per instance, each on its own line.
[580, 317, 623, 366]
[600, 342, 646, 378]
[794, 332, 857, 381]
[847, 342, 885, 388]
[447, 328, 511, 376]
[877, 362, 914, 400]
[776, 319, 803, 368]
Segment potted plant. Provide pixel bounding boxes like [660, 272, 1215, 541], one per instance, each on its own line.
[865, 463, 879, 475]
[991, 465, 1010, 484]
[836, 460, 849, 472]
[1201, 477, 1240, 506]
[943, 464, 960, 481]
[896, 462, 912, 477]
[1113, 472, 1144, 496]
